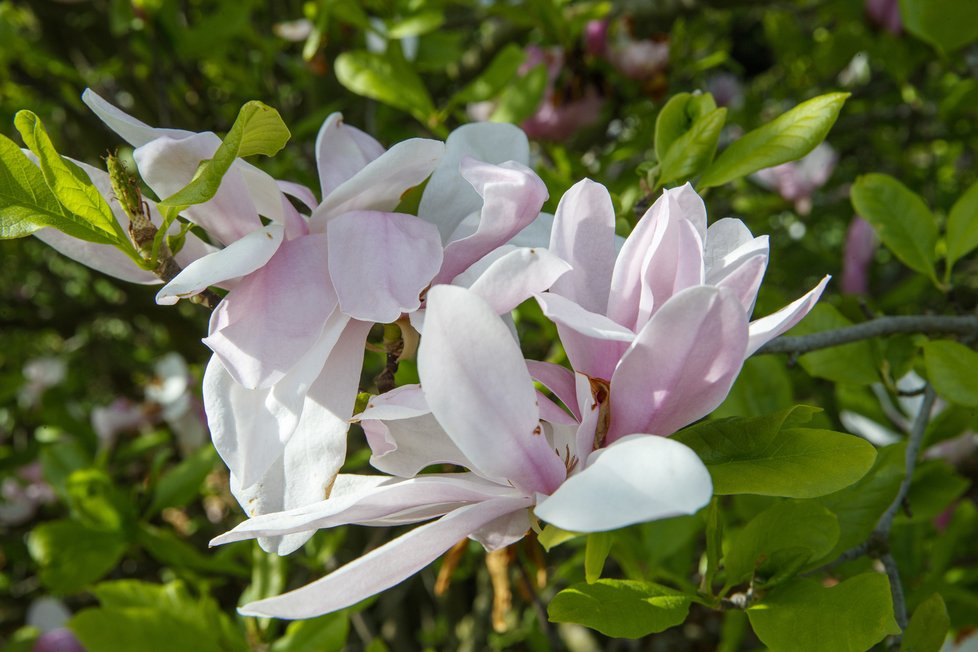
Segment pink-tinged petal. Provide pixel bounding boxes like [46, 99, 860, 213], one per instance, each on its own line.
[745, 275, 831, 356]
[666, 183, 708, 242]
[549, 179, 617, 314]
[534, 435, 712, 532]
[82, 89, 189, 147]
[236, 161, 289, 225]
[535, 293, 635, 342]
[277, 180, 318, 213]
[526, 360, 581, 421]
[213, 473, 518, 545]
[134, 133, 262, 245]
[315, 112, 385, 200]
[573, 372, 600, 463]
[470, 508, 532, 551]
[704, 218, 764, 275]
[238, 496, 532, 618]
[464, 247, 571, 314]
[204, 234, 336, 389]
[537, 390, 577, 426]
[607, 192, 667, 330]
[420, 122, 530, 242]
[419, 285, 566, 494]
[713, 253, 768, 316]
[327, 211, 443, 323]
[311, 138, 444, 227]
[635, 210, 706, 325]
[435, 159, 549, 284]
[357, 384, 429, 421]
[156, 224, 285, 305]
[231, 319, 372, 554]
[608, 286, 749, 441]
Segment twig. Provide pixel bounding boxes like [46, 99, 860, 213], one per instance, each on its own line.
[757, 315, 978, 355]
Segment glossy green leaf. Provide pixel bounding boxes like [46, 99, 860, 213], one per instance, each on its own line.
[747, 574, 901, 652]
[724, 501, 839, 590]
[585, 532, 613, 584]
[946, 179, 978, 270]
[28, 520, 128, 593]
[0, 133, 64, 239]
[548, 579, 691, 638]
[489, 64, 549, 125]
[851, 173, 938, 281]
[925, 340, 978, 407]
[537, 524, 581, 551]
[158, 101, 290, 218]
[657, 107, 726, 187]
[270, 612, 349, 652]
[901, 593, 950, 652]
[899, 0, 978, 53]
[451, 44, 525, 104]
[698, 93, 848, 189]
[794, 304, 881, 385]
[674, 406, 877, 498]
[654, 92, 718, 163]
[334, 50, 435, 122]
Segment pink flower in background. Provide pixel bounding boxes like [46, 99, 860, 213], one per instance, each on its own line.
[608, 34, 669, 82]
[211, 285, 712, 619]
[584, 19, 609, 57]
[752, 143, 838, 215]
[865, 0, 902, 35]
[0, 463, 56, 526]
[841, 217, 877, 295]
[519, 47, 604, 142]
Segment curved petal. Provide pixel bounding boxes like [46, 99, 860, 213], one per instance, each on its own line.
[704, 218, 766, 279]
[464, 247, 571, 314]
[713, 253, 768, 316]
[608, 286, 749, 441]
[549, 179, 617, 314]
[534, 293, 635, 342]
[419, 122, 530, 242]
[327, 211, 443, 323]
[238, 496, 532, 618]
[156, 224, 285, 304]
[315, 112, 385, 200]
[277, 180, 318, 213]
[534, 435, 712, 532]
[537, 391, 578, 426]
[635, 208, 706, 325]
[361, 403, 471, 478]
[203, 233, 336, 389]
[746, 275, 831, 356]
[82, 89, 189, 147]
[435, 159, 548, 284]
[419, 285, 566, 494]
[525, 360, 581, 421]
[311, 138, 444, 226]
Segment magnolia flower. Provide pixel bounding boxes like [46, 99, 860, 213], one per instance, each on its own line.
[840, 216, 877, 295]
[145, 353, 207, 454]
[752, 143, 837, 216]
[535, 181, 828, 442]
[211, 285, 713, 618]
[91, 398, 151, 449]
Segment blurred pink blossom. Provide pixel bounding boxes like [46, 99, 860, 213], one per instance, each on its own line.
[753, 143, 838, 215]
[519, 47, 603, 141]
[865, 0, 902, 35]
[0, 463, 56, 526]
[609, 35, 669, 81]
[841, 217, 878, 295]
[584, 19, 609, 57]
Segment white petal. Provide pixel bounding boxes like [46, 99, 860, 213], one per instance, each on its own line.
[535, 293, 636, 342]
[534, 435, 713, 532]
[82, 89, 189, 147]
[746, 275, 831, 356]
[465, 247, 571, 314]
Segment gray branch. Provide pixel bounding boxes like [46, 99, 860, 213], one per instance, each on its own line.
[757, 315, 978, 355]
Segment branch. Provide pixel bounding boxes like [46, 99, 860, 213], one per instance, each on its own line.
[757, 315, 978, 355]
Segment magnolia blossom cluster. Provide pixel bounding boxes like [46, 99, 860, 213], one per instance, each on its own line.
[33, 91, 828, 619]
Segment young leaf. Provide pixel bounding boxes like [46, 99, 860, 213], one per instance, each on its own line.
[851, 173, 938, 281]
[899, 0, 978, 54]
[548, 579, 691, 638]
[334, 50, 436, 123]
[698, 93, 849, 189]
[157, 101, 290, 220]
[900, 593, 950, 652]
[15, 111, 122, 240]
[946, 178, 978, 271]
[747, 574, 901, 652]
[584, 532, 613, 584]
[673, 407, 877, 498]
[924, 339, 978, 407]
[657, 107, 727, 188]
[654, 92, 717, 163]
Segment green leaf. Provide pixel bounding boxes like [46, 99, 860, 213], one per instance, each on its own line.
[724, 501, 839, 590]
[674, 406, 877, 498]
[585, 532, 613, 583]
[386, 10, 444, 39]
[137, 524, 248, 577]
[747, 574, 901, 652]
[657, 107, 727, 188]
[158, 101, 290, 219]
[548, 579, 691, 638]
[147, 446, 218, 516]
[489, 64, 549, 125]
[945, 179, 978, 271]
[714, 356, 793, 418]
[851, 174, 938, 281]
[28, 520, 128, 594]
[901, 593, 950, 652]
[903, 460, 970, 522]
[925, 340, 978, 407]
[537, 524, 581, 551]
[814, 444, 904, 562]
[654, 92, 718, 163]
[65, 469, 132, 532]
[899, 0, 978, 53]
[698, 93, 849, 189]
[334, 50, 435, 123]
[794, 304, 881, 385]
[451, 44, 526, 105]
[270, 612, 349, 652]
[704, 499, 722, 591]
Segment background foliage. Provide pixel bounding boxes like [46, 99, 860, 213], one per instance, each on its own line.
[1, 0, 977, 650]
